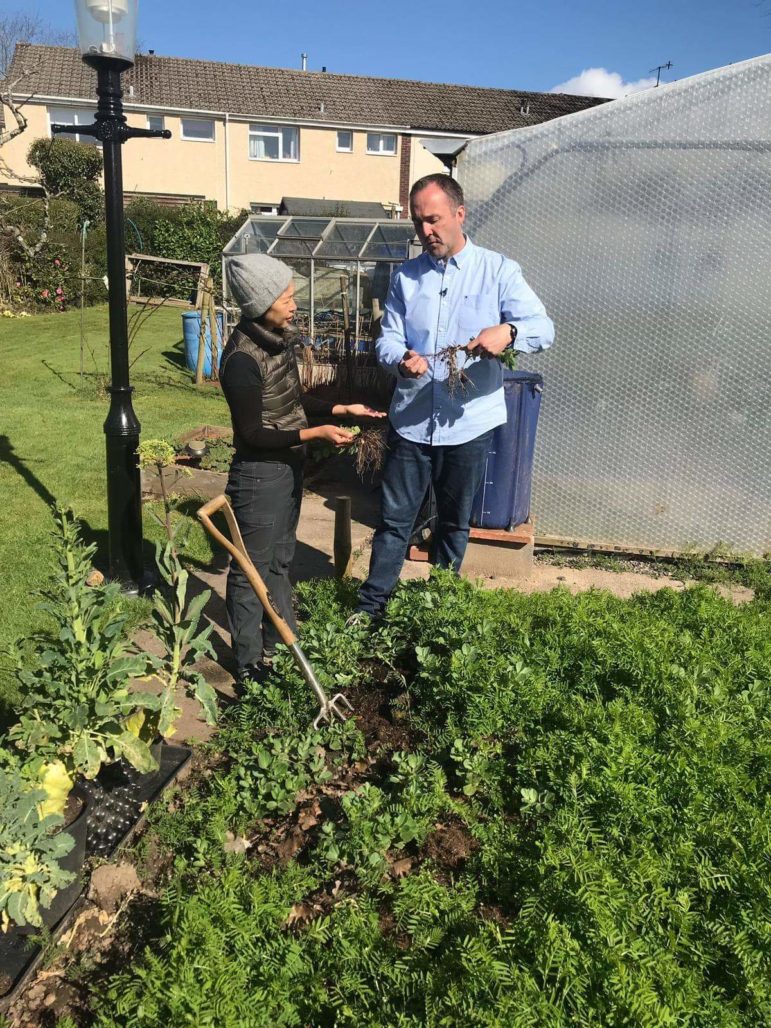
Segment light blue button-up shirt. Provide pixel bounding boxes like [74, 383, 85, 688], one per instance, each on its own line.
[376, 236, 554, 445]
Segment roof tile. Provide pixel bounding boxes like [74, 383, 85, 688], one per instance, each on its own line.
[8, 44, 608, 134]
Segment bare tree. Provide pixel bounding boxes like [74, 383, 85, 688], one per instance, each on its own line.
[0, 10, 76, 81]
[0, 8, 76, 144]
[0, 10, 74, 258]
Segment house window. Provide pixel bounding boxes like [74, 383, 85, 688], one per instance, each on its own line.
[48, 106, 98, 144]
[181, 118, 215, 142]
[367, 132, 396, 155]
[250, 202, 280, 216]
[336, 130, 353, 152]
[249, 124, 299, 161]
[147, 115, 165, 133]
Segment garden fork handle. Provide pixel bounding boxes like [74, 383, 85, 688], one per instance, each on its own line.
[197, 494, 298, 648]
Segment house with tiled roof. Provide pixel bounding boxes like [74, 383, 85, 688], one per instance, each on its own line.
[1, 44, 608, 213]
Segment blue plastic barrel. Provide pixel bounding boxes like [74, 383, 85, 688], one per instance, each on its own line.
[182, 310, 224, 377]
[470, 370, 544, 529]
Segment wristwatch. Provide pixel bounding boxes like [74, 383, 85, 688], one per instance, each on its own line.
[506, 323, 518, 346]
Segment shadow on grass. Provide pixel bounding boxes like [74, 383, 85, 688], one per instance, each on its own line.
[40, 359, 79, 392]
[161, 342, 188, 373]
[0, 433, 59, 510]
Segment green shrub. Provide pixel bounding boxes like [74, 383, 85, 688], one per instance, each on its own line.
[138, 199, 245, 298]
[27, 137, 104, 229]
[0, 195, 107, 311]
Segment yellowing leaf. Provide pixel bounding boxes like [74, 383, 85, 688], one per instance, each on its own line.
[36, 760, 74, 819]
[124, 710, 146, 738]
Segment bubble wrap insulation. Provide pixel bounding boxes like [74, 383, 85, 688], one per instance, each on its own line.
[460, 55, 771, 554]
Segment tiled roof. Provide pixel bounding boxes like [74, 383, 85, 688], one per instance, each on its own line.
[279, 197, 388, 217]
[7, 44, 608, 135]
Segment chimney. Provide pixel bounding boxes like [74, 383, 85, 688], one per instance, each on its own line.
[322, 66, 327, 73]
[301, 52, 308, 71]
[148, 49, 155, 55]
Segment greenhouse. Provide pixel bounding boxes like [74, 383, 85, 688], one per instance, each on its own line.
[461, 53, 771, 556]
[222, 215, 417, 356]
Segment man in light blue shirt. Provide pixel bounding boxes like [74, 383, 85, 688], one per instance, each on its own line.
[356, 173, 553, 616]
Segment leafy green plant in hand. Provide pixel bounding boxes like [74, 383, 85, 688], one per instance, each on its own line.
[0, 766, 75, 931]
[7, 506, 162, 779]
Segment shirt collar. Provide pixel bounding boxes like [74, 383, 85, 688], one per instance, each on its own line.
[428, 234, 474, 271]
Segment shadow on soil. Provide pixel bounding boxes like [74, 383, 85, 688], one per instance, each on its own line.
[305, 453, 382, 531]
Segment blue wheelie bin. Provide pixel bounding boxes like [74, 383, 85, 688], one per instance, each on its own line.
[469, 370, 544, 529]
[182, 310, 225, 377]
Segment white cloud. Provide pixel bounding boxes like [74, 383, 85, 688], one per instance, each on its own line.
[550, 67, 658, 99]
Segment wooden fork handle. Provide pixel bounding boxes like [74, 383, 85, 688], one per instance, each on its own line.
[197, 493, 297, 648]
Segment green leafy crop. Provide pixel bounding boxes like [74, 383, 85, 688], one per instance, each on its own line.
[0, 767, 75, 931]
[63, 572, 771, 1026]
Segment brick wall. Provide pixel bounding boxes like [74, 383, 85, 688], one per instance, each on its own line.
[399, 134, 412, 214]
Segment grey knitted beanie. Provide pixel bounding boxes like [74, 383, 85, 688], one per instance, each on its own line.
[226, 253, 293, 319]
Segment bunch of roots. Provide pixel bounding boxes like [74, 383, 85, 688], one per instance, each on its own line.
[436, 344, 472, 396]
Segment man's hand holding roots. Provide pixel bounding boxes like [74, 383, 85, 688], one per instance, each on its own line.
[400, 349, 430, 378]
[465, 323, 512, 359]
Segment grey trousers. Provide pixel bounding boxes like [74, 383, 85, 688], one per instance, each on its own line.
[225, 459, 302, 674]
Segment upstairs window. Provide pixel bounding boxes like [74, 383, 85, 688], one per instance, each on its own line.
[336, 130, 353, 152]
[249, 124, 299, 162]
[181, 118, 215, 142]
[147, 115, 165, 132]
[48, 107, 98, 144]
[367, 132, 396, 155]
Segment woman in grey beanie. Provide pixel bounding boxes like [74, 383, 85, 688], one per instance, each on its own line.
[220, 253, 385, 685]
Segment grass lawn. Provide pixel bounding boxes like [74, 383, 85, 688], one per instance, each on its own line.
[0, 305, 227, 664]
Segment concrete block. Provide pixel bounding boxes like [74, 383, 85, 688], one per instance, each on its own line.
[461, 539, 534, 580]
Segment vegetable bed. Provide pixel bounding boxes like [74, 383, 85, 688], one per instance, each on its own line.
[28, 573, 771, 1026]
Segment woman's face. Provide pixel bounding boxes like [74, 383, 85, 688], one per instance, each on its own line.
[261, 282, 297, 330]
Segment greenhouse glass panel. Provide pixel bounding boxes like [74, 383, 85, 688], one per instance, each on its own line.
[243, 219, 283, 252]
[460, 54, 771, 555]
[278, 218, 327, 239]
[361, 224, 415, 260]
[271, 237, 317, 257]
[316, 222, 374, 258]
[270, 218, 327, 256]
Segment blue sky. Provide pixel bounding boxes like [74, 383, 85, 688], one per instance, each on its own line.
[30, 0, 771, 95]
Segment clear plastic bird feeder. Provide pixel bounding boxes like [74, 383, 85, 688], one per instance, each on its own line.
[75, 0, 137, 64]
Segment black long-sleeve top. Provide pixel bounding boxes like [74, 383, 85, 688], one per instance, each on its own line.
[221, 350, 335, 463]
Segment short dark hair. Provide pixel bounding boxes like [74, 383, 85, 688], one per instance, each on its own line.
[409, 173, 464, 210]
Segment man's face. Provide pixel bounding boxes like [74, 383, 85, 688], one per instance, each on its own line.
[262, 282, 297, 330]
[410, 183, 466, 260]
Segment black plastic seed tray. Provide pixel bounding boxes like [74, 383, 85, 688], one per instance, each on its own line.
[0, 742, 191, 1009]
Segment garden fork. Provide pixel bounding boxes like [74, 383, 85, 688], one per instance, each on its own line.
[197, 494, 354, 729]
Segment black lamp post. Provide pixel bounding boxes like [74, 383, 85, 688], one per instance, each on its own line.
[52, 0, 169, 589]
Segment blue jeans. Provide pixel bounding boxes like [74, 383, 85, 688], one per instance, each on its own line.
[225, 459, 302, 674]
[357, 428, 493, 616]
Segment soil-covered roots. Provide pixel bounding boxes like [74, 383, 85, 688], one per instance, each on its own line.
[436, 344, 472, 396]
[354, 426, 388, 478]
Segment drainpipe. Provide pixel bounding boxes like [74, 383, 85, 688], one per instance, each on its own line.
[224, 112, 231, 211]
